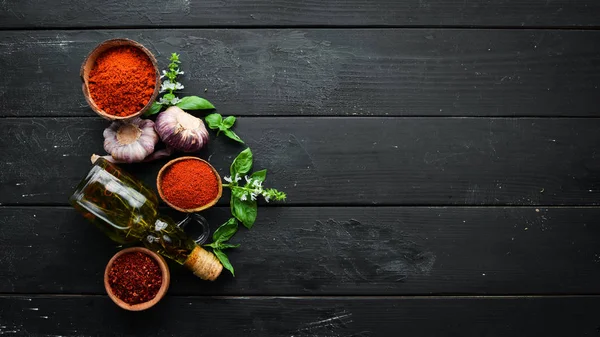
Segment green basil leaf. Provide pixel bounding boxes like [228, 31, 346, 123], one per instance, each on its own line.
[231, 195, 257, 229]
[176, 96, 215, 110]
[213, 218, 238, 243]
[222, 116, 236, 128]
[205, 113, 222, 129]
[213, 249, 235, 276]
[144, 102, 163, 116]
[250, 169, 267, 183]
[230, 147, 253, 177]
[205, 242, 240, 250]
[163, 93, 175, 101]
[223, 129, 245, 144]
[218, 243, 241, 249]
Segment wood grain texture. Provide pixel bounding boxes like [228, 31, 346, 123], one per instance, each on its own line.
[0, 295, 598, 336]
[2, 206, 599, 295]
[2, 29, 600, 117]
[2, 117, 600, 206]
[1, 0, 599, 28]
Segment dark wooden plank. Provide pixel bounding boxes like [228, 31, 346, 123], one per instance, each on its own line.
[2, 0, 600, 28]
[2, 117, 600, 206]
[2, 206, 599, 295]
[2, 29, 600, 117]
[0, 295, 598, 336]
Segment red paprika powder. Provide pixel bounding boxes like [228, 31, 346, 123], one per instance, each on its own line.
[160, 159, 219, 210]
[88, 46, 156, 117]
[108, 252, 162, 305]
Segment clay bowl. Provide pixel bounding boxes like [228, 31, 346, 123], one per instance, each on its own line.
[157, 156, 223, 213]
[80, 38, 160, 120]
[104, 247, 170, 311]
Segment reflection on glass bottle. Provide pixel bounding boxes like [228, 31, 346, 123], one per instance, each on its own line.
[70, 158, 221, 280]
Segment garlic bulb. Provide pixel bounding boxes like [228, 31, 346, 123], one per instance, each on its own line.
[91, 147, 172, 164]
[100, 117, 159, 163]
[155, 106, 209, 152]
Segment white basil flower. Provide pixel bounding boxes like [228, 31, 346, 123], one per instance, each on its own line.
[158, 95, 180, 105]
[160, 80, 180, 93]
[224, 176, 233, 183]
[159, 80, 171, 93]
[240, 193, 247, 201]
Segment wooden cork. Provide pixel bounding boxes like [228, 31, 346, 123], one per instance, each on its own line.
[184, 246, 223, 281]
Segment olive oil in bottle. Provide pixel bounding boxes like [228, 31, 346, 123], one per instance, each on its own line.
[70, 158, 222, 280]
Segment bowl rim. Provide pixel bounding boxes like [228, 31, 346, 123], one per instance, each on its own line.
[80, 38, 160, 121]
[104, 247, 170, 311]
[156, 156, 223, 213]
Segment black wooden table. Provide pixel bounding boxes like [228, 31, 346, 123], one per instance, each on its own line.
[2, 1, 600, 336]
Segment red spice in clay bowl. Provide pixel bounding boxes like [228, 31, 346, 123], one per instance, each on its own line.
[104, 247, 170, 311]
[157, 157, 223, 213]
[81, 38, 160, 120]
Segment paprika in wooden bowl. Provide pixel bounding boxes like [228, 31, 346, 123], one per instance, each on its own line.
[157, 157, 223, 213]
[104, 247, 170, 311]
[81, 38, 160, 120]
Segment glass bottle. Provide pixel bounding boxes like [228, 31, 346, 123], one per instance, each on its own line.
[69, 157, 222, 280]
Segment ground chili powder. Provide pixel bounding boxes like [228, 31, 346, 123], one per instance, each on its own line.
[160, 159, 219, 210]
[108, 252, 162, 305]
[88, 46, 156, 117]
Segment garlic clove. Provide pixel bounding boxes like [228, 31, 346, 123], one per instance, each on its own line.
[138, 132, 158, 154]
[103, 123, 119, 154]
[111, 141, 148, 163]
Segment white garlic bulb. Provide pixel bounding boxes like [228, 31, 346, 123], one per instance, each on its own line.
[101, 117, 159, 163]
[155, 106, 209, 152]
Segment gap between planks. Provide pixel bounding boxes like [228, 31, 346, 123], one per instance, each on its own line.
[1, 25, 600, 32]
[4, 115, 600, 119]
[4, 204, 600, 209]
[1, 294, 599, 299]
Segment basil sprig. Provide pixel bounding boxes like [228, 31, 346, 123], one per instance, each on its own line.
[205, 113, 244, 144]
[204, 218, 240, 276]
[223, 148, 286, 229]
[144, 53, 215, 116]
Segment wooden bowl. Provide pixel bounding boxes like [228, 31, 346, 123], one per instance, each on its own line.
[104, 247, 170, 311]
[80, 38, 160, 120]
[156, 157, 223, 213]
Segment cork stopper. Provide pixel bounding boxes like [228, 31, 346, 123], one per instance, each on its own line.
[184, 246, 223, 281]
